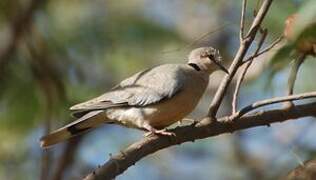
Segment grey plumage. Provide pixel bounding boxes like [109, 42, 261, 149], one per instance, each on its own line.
[40, 47, 227, 148]
[70, 64, 185, 115]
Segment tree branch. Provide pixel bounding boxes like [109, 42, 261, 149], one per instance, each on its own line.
[208, 0, 274, 118]
[84, 101, 316, 180]
[283, 53, 307, 108]
[232, 29, 268, 113]
[239, 0, 247, 41]
[231, 91, 316, 120]
[287, 54, 306, 96]
[243, 35, 283, 64]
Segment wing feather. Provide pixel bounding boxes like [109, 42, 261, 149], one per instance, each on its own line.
[70, 64, 184, 117]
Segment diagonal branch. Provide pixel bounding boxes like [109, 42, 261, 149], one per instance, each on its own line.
[84, 101, 316, 180]
[240, 0, 247, 41]
[232, 29, 268, 113]
[208, 0, 274, 118]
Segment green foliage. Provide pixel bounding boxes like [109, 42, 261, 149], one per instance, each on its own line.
[292, 0, 316, 39]
[269, 0, 316, 72]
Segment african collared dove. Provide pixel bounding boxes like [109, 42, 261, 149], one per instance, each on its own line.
[40, 47, 228, 148]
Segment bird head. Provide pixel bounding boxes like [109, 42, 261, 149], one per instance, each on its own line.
[188, 47, 228, 74]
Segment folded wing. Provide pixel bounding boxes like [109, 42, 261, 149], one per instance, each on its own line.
[70, 65, 184, 118]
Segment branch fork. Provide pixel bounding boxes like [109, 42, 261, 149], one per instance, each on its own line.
[83, 0, 316, 179]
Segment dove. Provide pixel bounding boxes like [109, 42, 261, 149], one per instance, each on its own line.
[40, 47, 228, 148]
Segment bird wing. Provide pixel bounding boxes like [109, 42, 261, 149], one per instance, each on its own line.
[70, 64, 185, 117]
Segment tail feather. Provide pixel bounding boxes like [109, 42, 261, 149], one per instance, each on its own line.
[40, 110, 105, 148]
[40, 128, 72, 148]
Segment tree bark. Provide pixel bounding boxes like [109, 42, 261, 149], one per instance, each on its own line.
[84, 101, 316, 180]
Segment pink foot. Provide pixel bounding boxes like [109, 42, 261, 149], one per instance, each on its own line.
[144, 129, 175, 137]
[153, 129, 175, 136]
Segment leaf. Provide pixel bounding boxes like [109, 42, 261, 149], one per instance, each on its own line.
[292, 0, 316, 40]
[291, 1, 316, 55]
[268, 0, 316, 79]
[296, 23, 316, 41]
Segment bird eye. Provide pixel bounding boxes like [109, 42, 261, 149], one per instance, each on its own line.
[208, 54, 215, 60]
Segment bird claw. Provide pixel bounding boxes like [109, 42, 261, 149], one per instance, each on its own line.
[144, 129, 175, 137]
[154, 129, 176, 136]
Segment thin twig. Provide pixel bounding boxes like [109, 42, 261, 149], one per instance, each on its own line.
[254, 0, 262, 16]
[243, 36, 283, 63]
[232, 29, 268, 113]
[84, 101, 316, 180]
[290, 148, 305, 167]
[287, 54, 306, 95]
[246, 0, 272, 38]
[182, 23, 232, 51]
[283, 53, 307, 108]
[231, 91, 316, 120]
[162, 23, 231, 54]
[208, 0, 274, 118]
[240, 0, 247, 41]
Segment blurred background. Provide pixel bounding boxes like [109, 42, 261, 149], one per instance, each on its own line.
[0, 0, 316, 179]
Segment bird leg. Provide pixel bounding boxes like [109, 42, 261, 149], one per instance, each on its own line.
[152, 129, 176, 136]
[143, 124, 175, 137]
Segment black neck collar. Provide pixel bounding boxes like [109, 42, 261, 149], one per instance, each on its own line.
[188, 63, 201, 71]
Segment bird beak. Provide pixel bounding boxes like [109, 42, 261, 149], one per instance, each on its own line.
[209, 57, 229, 74]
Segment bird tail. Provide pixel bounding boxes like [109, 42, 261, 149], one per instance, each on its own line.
[40, 110, 105, 148]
